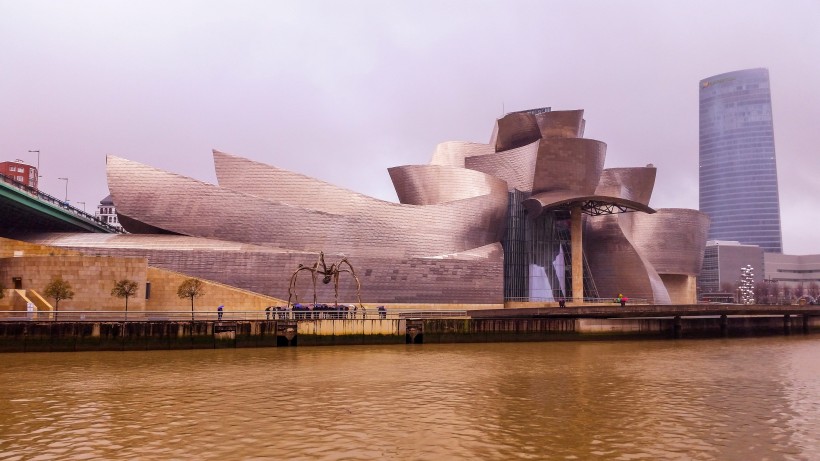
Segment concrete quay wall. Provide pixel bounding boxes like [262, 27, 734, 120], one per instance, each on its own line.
[1, 316, 818, 352]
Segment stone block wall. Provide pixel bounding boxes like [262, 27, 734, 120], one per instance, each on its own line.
[0, 255, 149, 311]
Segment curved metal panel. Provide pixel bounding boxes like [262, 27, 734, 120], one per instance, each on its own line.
[532, 138, 607, 196]
[584, 214, 672, 304]
[388, 164, 507, 205]
[464, 140, 540, 193]
[430, 141, 495, 168]
[21, 233, 505, 304]
[595, 167, 656, 206]
[534, 109, 585, 138]
[109, 155, 508, 258]
[493, 112, 542, 152]
[630, 208, 711, 275]
[213, 150, 372, 214]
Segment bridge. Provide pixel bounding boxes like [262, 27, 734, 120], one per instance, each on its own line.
[0, 173, 122, 235]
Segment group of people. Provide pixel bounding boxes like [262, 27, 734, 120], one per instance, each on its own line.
[616, 294, 628, 306]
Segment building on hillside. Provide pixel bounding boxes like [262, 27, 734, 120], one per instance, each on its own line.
[699, 68, 783, 253]
[95, 195, 123, 231]
[0, 160, 38, 189]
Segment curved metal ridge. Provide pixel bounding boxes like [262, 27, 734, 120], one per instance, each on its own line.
[430, 141, 495, 167]
[534, 109, 585, 138]
[595, 167, 656, 207]
[388, 164, 507, 205]
[523, 192, 656, 218]
[464, 140, 540, 193]
[108, 155, 508, 258]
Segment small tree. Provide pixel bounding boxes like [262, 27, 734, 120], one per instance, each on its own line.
[44, 277, 74, 320]
[111, 279, 139, 320]
[808, 282, 820, 299]
[177, 278, 205, 321]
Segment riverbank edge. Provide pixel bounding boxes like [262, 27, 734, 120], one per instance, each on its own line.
[1, 315, 818, 352]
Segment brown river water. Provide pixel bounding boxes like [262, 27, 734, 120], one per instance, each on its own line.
[2, 336, 820, 460]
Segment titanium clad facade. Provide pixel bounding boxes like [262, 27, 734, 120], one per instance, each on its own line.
[5, 107, 710, 306]
[699, 68, 783, 253]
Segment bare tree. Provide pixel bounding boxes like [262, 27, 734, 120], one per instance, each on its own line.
[795, 283, 806, 299]
[177, 278, 205, 321]
[111, 279, 139, 320]
[44, 277, 74, 320]
[782, 285, 793, 305]
[808, 282, 820, 299]
[754, 281, 768, 304]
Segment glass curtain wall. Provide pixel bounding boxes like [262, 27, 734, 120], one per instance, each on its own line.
[503, 191, 599, 302]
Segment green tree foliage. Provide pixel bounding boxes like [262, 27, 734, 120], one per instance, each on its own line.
[44, 277, 75, 318]
[111, 279, 139, 318]
[177, 278, 205, 321]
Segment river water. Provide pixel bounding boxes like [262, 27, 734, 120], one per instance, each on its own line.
[2, 336, 820, 460]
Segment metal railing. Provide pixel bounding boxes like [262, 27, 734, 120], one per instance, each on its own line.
[0, 309, 470, 322]
[0, 172, 124, 233]
[505, 297, 649, 305]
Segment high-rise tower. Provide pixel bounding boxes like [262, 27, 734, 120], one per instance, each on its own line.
[699, 68, 783, 253]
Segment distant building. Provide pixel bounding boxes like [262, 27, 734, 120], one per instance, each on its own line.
[95, 195, 123, 231]
[699, 239, 820, 303]
[764, 253, 820, 287]
[0, 160, 38, 189]
[699, 68, 783, 253]
[698, 240, 764, 296]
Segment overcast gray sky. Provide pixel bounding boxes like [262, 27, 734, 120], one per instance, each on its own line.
[2, 0, 819, 253]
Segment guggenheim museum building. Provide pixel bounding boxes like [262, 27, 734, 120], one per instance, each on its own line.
[16, 108, 710, 308]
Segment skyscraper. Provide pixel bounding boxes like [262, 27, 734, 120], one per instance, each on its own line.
[699, 68, 783, 253]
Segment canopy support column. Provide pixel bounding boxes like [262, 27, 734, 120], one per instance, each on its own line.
[571, 204, 584, 304]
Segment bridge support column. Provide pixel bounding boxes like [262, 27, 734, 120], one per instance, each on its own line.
[571, 204, 583, 305]
[803, 315, 810, 334]
[673, 316, 682, 339]
[720, 314, 728, 337]
[784, 314, 791, 336]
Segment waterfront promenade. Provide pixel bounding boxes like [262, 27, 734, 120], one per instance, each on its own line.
[1, 304, 819, 352]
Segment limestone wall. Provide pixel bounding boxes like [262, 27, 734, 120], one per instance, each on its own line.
[145, 267, 285, 313]
[0, 237, 285, 315]
[0, 255, 149, 311]
[661, 274, 698, 304]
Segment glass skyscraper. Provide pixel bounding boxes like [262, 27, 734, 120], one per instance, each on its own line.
[699, 68, 783, 253]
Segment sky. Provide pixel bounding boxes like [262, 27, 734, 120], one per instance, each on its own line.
[1, 0, 819, 254]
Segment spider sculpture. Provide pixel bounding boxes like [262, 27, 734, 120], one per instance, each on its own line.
[287, 251, 363, 308]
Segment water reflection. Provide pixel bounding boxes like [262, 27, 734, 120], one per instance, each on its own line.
[1, 337, 820, 460]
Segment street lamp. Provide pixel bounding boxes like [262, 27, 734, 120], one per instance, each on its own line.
[58, 177, 68, 202]
[77, 201, 86, 212]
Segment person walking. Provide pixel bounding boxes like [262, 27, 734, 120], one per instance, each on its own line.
[217, 304, 224, 320]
